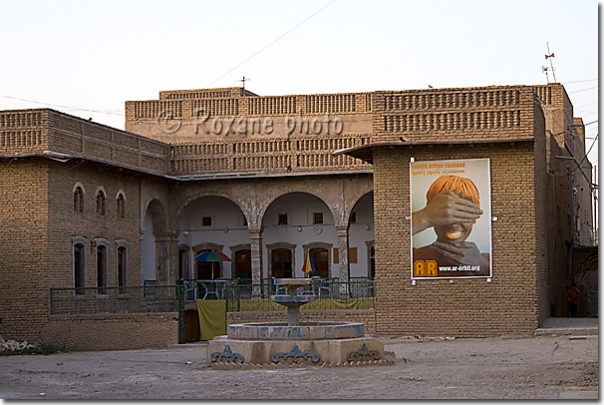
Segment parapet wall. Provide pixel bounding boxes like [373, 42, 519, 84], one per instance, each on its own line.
[0, 109, 170, 176]
[125, 85, 540, 178]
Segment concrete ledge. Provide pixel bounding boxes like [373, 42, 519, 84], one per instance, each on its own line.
[534, 327, 598, 337]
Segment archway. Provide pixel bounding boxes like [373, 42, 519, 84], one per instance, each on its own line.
[348, 191, 374, 278]
[179, 196, 248, 280]
[262, 192, 334, 279]
[141, 198, 167, 284]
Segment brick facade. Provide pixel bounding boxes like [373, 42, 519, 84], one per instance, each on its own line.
[0, 83, 595, 350]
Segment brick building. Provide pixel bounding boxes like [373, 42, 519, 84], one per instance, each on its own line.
[0, 83, 596, 350]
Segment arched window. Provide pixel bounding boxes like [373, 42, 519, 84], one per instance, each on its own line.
[72, 236, 87, 295]
[116, 239, 130, 295]
[96, 190, 106, 215]
[95, 239, 109, 295]
[74, 186, 84, 213]
[116, 192, 126, 219]
[117, 246, 127, 293]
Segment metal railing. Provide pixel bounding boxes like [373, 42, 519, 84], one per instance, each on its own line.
[49, 285, 183, 315]
[224, 278, 375, 312]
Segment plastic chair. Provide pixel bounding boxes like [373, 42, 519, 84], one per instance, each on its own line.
[273, 277, 288, 295]
[312, 277, 331, 299]
[182, 280, 197, 300]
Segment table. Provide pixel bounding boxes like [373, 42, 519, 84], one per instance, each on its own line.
[196, 279, 229, 300]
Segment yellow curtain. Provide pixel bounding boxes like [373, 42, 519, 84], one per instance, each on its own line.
[196, 299, 226, 341]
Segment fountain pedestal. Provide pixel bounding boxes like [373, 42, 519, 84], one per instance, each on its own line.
[271, 278, 314, 326]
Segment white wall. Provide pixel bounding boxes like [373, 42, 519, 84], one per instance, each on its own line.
[141, 210, 156, 281]
[174, 192, 374, 280]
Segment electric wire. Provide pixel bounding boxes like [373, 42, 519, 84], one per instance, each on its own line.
[205, 0, 336, 87]
[0, 94, 123, 116]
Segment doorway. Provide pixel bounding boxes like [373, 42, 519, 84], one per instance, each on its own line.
[309, 247, 329, 278]
[234, 249, 252, 281]
[271, 248, 293, 278]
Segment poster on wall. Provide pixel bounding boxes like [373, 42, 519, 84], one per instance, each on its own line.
[410, 158, 492, 279]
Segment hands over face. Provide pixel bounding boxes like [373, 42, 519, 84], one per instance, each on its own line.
[412, 190, 483, 234]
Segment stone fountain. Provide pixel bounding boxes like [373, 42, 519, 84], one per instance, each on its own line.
[207, 278, 388, 367]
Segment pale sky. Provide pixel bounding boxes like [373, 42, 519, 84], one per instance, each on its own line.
[0, 0, 598, 169]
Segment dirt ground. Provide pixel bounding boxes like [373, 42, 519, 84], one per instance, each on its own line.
[0, 334, 598, 400]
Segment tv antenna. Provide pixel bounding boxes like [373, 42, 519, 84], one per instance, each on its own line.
[542, 42, 557, 83]
[237, 76, 251, 90]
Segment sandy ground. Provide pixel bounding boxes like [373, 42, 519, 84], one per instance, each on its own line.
[0, 334, 598, 400]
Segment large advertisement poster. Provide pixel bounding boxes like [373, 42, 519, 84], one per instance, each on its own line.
[410, 158, 492, 279]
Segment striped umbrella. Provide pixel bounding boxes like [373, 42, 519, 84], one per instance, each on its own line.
[195, 250, 231, 262]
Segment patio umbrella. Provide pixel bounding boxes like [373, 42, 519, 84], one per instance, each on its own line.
[195, 250, 231, 262]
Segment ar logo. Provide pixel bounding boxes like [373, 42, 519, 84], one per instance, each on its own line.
[413, 260, 437, 277]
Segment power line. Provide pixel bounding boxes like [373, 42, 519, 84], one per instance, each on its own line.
[206, 0, 336, 87]
[572, 132, 598, 173]
[568, 86, 599, 94]
[0, 94, 123, 116]
[562, 79, 598, 84]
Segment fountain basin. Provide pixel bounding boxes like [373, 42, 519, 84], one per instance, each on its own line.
[208, 335, 384, 365]
[228, 321, 365, 340]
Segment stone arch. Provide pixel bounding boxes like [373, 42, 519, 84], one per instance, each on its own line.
[72, 181, 86, 194]
[347, 190, 374, 227]
[259, 190, 339, 231]
[173, 191, 247, 231]
[141, 198, 171, 285]
[144, 198, 167, 234]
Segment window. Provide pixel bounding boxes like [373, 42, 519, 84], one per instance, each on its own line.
[117, 246, 127, 294]
[333, 247, 358, 264]
[96, 190, 106, 215]
[74, 186, 84, 213]
[96, 244, 108, 295]
[278, 213, 288, 225]
[73, 242, 86, 295]
[116, 193, 126, 219]
[313, 212, 323, 224]
[349, 247, 358, 264]
[202, 216, 212, 226]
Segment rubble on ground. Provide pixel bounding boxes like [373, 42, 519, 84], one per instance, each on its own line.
[0, 335, 36, 352]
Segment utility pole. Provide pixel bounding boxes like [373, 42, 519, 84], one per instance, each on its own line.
[543, 42, 557, 83]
